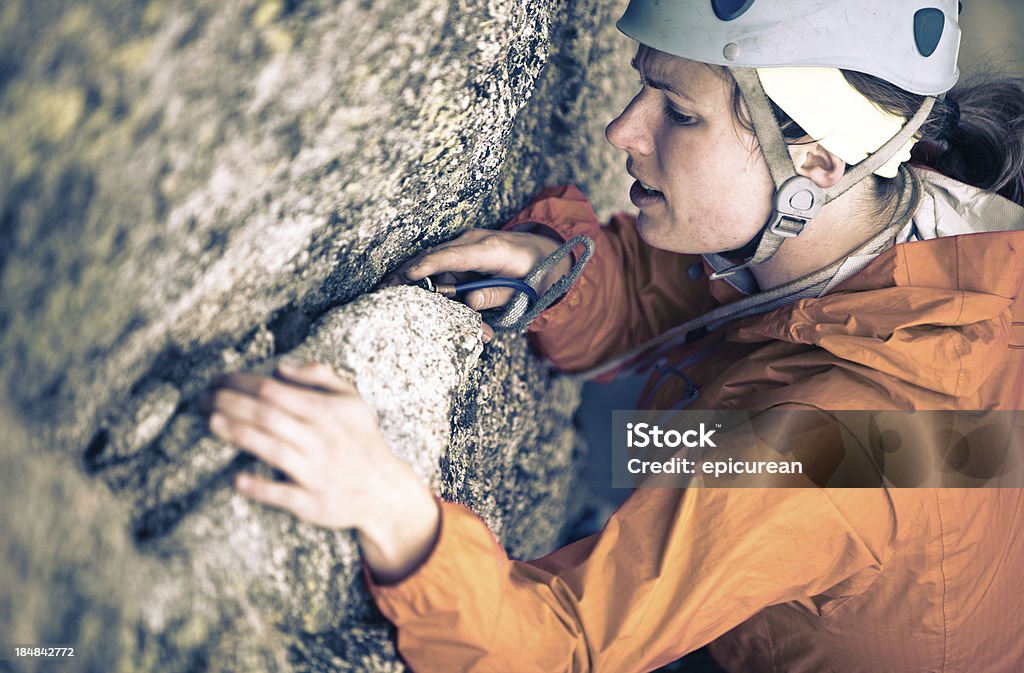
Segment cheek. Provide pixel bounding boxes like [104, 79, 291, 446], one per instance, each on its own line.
[718, 162, 774, 214]
[702, 197, 771, 249]
[706, 148, 775, 234]
[655, 152, 775, 252]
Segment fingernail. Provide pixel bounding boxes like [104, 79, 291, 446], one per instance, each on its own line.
[468, 295, 482, 310]
[236, 473, 250, 490]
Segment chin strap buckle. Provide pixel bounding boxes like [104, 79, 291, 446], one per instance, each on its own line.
[768, 175, 825, 238]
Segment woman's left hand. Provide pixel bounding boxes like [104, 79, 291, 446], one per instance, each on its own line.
[206, 361, 440, 582]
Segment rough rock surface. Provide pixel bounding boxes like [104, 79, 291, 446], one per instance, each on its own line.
[0, 0, 632, 446]
[1, 288, 582, 672]
[0, 399, 294, 673]
[0, 0, 632, 670]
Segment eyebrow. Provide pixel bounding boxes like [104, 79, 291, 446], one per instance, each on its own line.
[630, 56, 694, 102]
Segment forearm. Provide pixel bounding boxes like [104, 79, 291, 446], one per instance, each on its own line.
[366, 486, 897, 673]
[357, 458, 441, 585]
[367, 501, 591, 673]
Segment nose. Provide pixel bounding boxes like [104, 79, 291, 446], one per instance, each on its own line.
[605, 93, 655, 156]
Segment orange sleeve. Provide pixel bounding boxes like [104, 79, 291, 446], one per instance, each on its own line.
[500, 185, 719, 373]
[366, 486, 899, 673]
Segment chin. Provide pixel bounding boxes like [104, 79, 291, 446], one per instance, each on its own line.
[635, 212, 668, 248]
[636, 213, 697, 254]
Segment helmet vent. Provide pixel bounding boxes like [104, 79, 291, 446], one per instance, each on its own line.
[711, 0, 756, 22]
[914, 8, 946, 57]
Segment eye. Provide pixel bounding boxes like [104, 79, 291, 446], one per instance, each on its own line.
[663, 102, 696, 126]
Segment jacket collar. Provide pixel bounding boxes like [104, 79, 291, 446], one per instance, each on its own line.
[723, 170, 1024, 396]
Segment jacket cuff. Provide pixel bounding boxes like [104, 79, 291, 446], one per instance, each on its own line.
[499, 184, 604, 333]
[363, 499, 503, 622]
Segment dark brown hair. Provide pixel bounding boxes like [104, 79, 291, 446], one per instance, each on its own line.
[726, 67, 1024, 208]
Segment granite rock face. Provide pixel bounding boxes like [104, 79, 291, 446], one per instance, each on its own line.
[0, 399, 294, 673]
[0, 0, 632, 670]
[0, 0, 632, 445]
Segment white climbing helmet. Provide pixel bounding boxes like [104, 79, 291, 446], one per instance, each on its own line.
[617, 0, 961, 96]
[616, 0, 963, 276]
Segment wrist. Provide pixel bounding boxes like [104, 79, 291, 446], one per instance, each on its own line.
[357, 460, 440, 584]
[509, 225, 574, 295]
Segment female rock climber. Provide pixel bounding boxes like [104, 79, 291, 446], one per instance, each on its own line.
[206, 1, 1024, 671]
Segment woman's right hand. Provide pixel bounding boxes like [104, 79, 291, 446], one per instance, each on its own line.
[394, 227, 573, 334]
[208, 361, 441, 584]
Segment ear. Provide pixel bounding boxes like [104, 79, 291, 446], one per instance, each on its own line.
[788, 141, 846, 189]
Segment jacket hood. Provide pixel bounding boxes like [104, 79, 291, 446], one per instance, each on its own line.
[728, 170, 1024, 397]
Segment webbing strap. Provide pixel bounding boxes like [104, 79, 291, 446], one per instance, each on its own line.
[570, 166, 922, 382]
[717, 68, 824, 277]
[488, 234, 595, 333]
[730, 67, 796, 190]
[825, 95, 936, 201]
[713, 67, 936, 279]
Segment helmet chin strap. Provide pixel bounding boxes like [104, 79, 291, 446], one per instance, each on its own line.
[710, 67, 936, 279]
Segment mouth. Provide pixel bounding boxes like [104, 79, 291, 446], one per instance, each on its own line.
[627, 162, 665, 207]
[638, 180, 661, 196]
[629, 179, 665, 208]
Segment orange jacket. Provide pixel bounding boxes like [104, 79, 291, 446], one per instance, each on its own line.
[368, 174, 1024, 672]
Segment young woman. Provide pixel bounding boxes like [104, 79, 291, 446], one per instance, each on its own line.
[207, 1, 1024, 670]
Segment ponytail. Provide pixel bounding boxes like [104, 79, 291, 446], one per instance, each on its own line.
[723, 67, 1024, 208]
[920, 76, 1024, 206]
[842, 70, 1024, 207]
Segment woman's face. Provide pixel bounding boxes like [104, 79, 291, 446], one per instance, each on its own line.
[606, 46, 776, 254]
